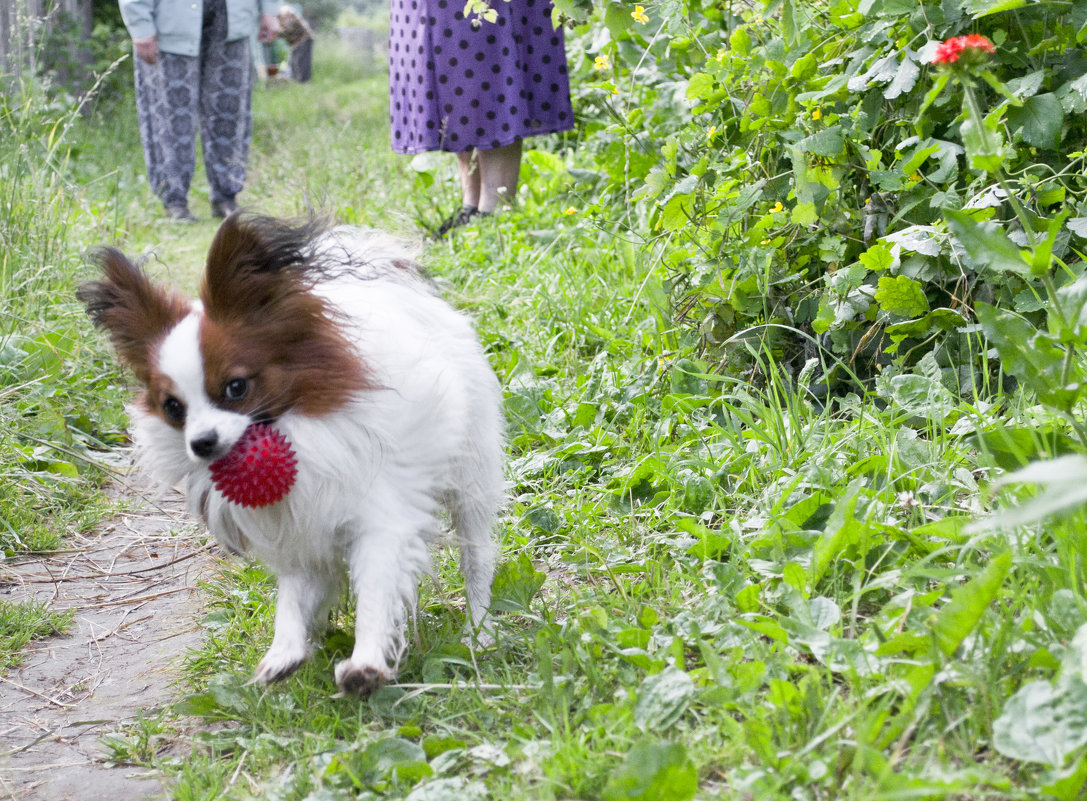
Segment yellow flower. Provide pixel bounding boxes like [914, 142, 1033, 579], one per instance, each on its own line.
[714, 48, 727, 63]
[908, 173, 921, 183]
[770, 201, 784, 213]
[632, 5, 649, 24]
[812, 107, 822, 121]
[594, 54, 610, 70]
[707, 125, 717, 139]
[563, 206, 578, 215]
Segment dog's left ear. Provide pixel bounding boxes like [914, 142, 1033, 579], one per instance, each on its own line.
[77, 248, 190, 383]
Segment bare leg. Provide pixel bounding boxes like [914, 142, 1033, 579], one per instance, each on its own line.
[476, 140, 523, 213]
[455, 150, 481, 208]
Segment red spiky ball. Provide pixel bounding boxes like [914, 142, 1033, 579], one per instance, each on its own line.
[210, 423, 298, 508]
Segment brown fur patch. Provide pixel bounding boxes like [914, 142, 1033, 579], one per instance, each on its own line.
[78, 249, 191, 385]
[198, 214, 370, 418]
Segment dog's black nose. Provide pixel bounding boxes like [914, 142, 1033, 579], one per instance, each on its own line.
[190, 432, 219, 459]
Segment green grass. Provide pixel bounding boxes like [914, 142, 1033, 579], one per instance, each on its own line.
[5, 37, 1087, 801]
[0, 599, 74, 670]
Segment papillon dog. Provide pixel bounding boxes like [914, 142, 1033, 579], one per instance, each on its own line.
[78, 213, 504, 695]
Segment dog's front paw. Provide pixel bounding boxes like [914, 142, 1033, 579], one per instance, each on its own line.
[253, 647, 308, 685]
[334, 660, 392, 696]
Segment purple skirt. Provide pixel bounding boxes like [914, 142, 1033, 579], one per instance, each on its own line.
[389, 0, 574, 154]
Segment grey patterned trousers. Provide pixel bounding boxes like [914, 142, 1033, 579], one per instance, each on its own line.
[133, 0, 253, 209]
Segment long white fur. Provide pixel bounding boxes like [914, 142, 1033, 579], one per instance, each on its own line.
[131, 227, 504, 688]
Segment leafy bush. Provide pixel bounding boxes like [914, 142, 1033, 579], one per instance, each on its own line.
[557, 0, 1087, 398]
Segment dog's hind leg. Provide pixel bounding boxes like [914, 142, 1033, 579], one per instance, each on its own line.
[450, 491, 499, 645]
[254, 570, 336, 684]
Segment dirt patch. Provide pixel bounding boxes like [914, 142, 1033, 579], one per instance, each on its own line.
[0, 474, 211, 801]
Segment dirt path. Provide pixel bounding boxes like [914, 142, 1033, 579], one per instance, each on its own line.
[0, 473, 210, 801]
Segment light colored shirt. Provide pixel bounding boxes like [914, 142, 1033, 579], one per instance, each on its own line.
[119, 0, 278, 56]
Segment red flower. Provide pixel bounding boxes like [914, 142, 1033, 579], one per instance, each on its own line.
[932, 34, 996, 66]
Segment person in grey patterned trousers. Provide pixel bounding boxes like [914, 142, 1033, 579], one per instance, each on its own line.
[119, 0, 280, 222]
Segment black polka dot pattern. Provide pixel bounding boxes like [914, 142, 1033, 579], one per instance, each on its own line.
[389, 0, 574, 154]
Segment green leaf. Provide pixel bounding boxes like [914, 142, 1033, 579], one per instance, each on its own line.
[603, 1, 633, 37]
[795, 126, 845, 157]
[884, 50, 919, 100]
[928, 551, 1012, 657]
[981, 455, 1087, 529]
[993, 624, 1087, 767]
[975, 303, 1078, 410]
[405, 778, 488, 801]
[944, 209, 1031, 276]
[634, 667, 696, 731]
[858, 242, 895, 272]
[603, 741, 698, 801]
[811, 480, 864, 585]
[916, 71, 951, 127]
[730, 25, 751, 57]
[875, 275, 929, 317]
[490, 552, 545, 613]
[1008, 93, 1064, 150]
[686, 72, 714, 102]
[963, 0, 1026, 15]
[886, 354, 955, 422]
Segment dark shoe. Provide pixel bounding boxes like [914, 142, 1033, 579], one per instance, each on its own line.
[165, 204, 198, 223]
[211, 198, 238, 218]
[434, 204, 479, 238]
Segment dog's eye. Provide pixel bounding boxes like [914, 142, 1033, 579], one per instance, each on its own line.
[224, 378, 249, 401]
[162, 396, 185, 423]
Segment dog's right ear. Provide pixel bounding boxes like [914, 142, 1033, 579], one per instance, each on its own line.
[77, 248, 190, 383]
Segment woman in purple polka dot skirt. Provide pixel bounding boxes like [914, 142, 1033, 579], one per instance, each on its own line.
[389, 0, 574, 233]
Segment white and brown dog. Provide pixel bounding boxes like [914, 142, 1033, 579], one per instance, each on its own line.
[79, 213, 504, 695]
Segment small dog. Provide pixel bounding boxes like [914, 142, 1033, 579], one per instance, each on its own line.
[78, 214, 504, 695]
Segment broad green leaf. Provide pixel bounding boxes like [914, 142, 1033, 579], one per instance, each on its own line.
[730, 25, 751, 56]
[979, 455, 1087, 529]
[634, 667, 696, 731]
[490, 552, 545, 612]
[795, 126, 845, 157]
[928, 551, 1012, 657]
[975, 303, 1077, 410]
[858, 242, 895, 272]
[1056, 73, 1087, 114]
[791, 201, 818, 225]
[1068, 217, 1087, 238]
[884, 50, 919, 99]
[685, 72, 714, 102]
[603, 2, 633, 36]
[886, 356, 955, 422]
[963, 0, 1026, 15]
[944, 209, 1031, 276]
[1009, 93, 1064, 150]
[875, 275, 929, 317]
[603, 741, 698, 801]
[994, 624, 1087, 767]
[405, 778, 487, 801]
[886, 308, 967, 340]
[1056, 273, 1087, 329]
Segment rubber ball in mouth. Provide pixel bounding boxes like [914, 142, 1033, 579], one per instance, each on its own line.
[209, 423, 298, 508]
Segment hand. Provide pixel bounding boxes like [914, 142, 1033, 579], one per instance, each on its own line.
[258, 13, 281, 43]
[133, 35, 158, 64]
